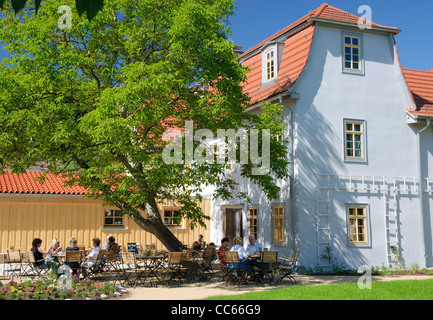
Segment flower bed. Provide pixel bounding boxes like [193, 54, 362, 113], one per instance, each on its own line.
[0, 276, 127, 300]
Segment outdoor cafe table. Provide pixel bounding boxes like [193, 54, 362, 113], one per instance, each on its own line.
[135, 255, 167, 286]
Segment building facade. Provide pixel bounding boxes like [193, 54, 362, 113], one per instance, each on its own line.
[211, 3, 433, 271]
[0, 170, 211, 252]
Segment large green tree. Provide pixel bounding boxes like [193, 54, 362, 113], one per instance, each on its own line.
[1, 0, 104, 21]
[0, 0, 289, 251]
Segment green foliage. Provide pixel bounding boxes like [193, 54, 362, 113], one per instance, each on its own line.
[0, 0, 104, 20]
[410, 263, 420, 274]
[0, 0, 289, 250]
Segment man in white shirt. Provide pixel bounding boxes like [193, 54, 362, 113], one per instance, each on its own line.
[246, 235, 263, 257]
[81, 238, 102, 277]
[245, 235, 265, 281]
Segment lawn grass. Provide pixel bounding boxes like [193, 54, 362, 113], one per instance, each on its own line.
[204, 279, 433, 300]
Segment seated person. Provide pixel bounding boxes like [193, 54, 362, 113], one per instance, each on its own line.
[192, 234, 204, 250]
[246, 234, 264, 279]
[65, 237, 80, 276]
[217, 238, 229, 266]
[229, 237, 253, 284]
[46, 238, 63, 265]
[104, 236, 119, 252]
[30, 238, 58, 275]
[81, 238, 102, 277]
[245, 235, 263, 257]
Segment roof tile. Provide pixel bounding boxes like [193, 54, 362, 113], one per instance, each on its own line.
[403, 68, 433, 117]
[0, 170, 86, 195]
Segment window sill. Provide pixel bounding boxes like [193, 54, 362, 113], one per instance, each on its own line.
[347, 242, 371, 248]
[166, 226, 186, 230]
[344, 158, 367, 164]
[101, 227, 128, 230]
[342, 69, 365, 76]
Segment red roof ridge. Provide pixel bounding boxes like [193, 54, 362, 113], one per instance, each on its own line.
[240, 3, 398, 59]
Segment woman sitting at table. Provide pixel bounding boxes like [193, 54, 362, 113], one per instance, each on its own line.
[30, 238, 59, 275]
[46, 238, 63, 268]
[65, 237, 80, 276]
[217, 238, 229, 266]
[229, 237, 253, 284]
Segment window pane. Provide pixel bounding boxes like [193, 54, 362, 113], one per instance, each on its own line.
[353, 63, 359, 70]
[173, 210, 181, 217]
[353, 48, 359, 55]
[105, 210, 113, 217]
[347, 142, 353, 149]
[345, 62, 351, 69]
[345, 54, 351, 61]
[345, 36, 351, 44]
[347, 149, 353, 157]
[347, 134, 353, 141]
[346, 123, 353, 131]
[357, 208, 364, 216]
[115, 210, 122, 216]
[354, 124, 361, 131]
[355, 142, 362, 150]
[105, 218, 114, 225]
[114, 218, 123, 225]
[352, 37, 359, 45]
[355, 150, 362, 157]
[355, 135, 361, 142]
[353, 55, 359, 63]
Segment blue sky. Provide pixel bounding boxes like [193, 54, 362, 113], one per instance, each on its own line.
[1, 1, 432, 71]
[228, 0, 433, 71]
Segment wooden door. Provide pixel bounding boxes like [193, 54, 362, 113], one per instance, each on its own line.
[223, 207, 243, 246]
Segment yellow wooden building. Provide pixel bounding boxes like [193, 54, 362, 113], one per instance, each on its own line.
[0, 170, 211, 253]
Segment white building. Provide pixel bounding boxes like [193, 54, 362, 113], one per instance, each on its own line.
[211, 3, 433, 271]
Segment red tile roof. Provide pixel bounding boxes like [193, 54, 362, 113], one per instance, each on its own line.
[242, 25, 315, 105]
[0, 170, 86, 195]
[403, 68, 433, 118]
[240, 3, 399, 106]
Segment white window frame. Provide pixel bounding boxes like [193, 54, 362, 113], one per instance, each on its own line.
[341, 32, 365, 75]
[346, 204, 371, 247]
[343, 119, 367, 163]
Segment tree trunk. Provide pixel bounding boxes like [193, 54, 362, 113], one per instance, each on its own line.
[128, 204, 186, 252]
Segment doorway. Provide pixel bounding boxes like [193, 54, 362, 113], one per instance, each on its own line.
[222, 206, 243, 246]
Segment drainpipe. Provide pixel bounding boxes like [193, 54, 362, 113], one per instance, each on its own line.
[279, 95, 296, 254]
[416, 118, 431, 267]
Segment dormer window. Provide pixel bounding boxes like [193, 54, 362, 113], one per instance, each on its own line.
[266, 50, 276, 81]
[261, 40, 285, 85]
